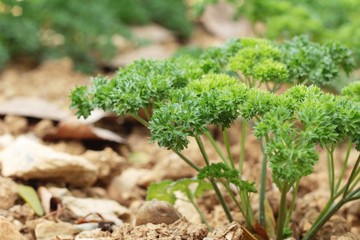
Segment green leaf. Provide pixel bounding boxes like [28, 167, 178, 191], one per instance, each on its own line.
[171, 178, 212, 199]
[146, 178, 212, 205]
[146, 180, 176, 204]
[17, 184, 44, 216]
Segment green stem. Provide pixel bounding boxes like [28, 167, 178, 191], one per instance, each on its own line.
[174, 151, 200, 172]
[258, 139, 268, 228]
[240, 190, 254, 227]
[143, 107, 151, 121]
[284, 180, 300, 228]
[343, 154, 360, 197]
[303, 154, 360, 239]
[195, 135, 233, 222]
[130, 113, 149, 127]
[239, 120, 247, 175]
[204, 131, 229, 165]
[211, 179, 233, 222]
[349, 173, 360, 193]
[222, 129, 235, 168]
[195, 136, 210, 165]
[276, 182, 289, 240]
[224, 184, 251, 227]
[302, 198, 348, 240]
[326, 145, 336, 198]
[335, 140, 352, 193]
[271, 83, 281, 93]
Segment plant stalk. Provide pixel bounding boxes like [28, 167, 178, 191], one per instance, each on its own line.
[276, 182, 289, 240]
[302, 198, 347, 240]
[223, 129, 235, 168]
[187, 194, 212, 230]
[174, 151, 200, 172]
[130, 113, 149, 127]
[195, 135, 233, 222]
[259, 140, 268, 228]
[284, 180, 300, 228]
[239, 120, 247, 174]
[335, 141, 352, 193]
[204, 130, 229, 165]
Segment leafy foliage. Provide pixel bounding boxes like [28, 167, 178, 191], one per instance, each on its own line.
[228, 38, 288, 85]
[71, 59, 190, 118]
[280, 36, 356, 86]
[149, 74, 248, 150]
[0, 0, 191, 71]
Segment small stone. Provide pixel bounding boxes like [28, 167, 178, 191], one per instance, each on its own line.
[0, 216, 26, 240]
[135, 200, 182, 226]
[0, 176, 18, 209]
[35, 220, 80, 240]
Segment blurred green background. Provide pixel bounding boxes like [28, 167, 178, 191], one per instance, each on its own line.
[0, 0, 359, 73]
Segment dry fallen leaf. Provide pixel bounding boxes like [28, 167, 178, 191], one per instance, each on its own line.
[0, 97, 70, 121]
[46, 118, 127, 144]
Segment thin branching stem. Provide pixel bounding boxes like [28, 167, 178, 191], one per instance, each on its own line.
[239, 120, 247, 174]
[343, 154, 360, 197]
[174, 151, 200, 172]
[130, 113, 149, 127]
[187, 194, 212, 230]
[195, 135, 233, 222]
[204, 130, 229, 165]
[143, 107, 151, 120]
[326, 145, 336, 198]
[259, 139, 268, 228]
[335, 140, 353, 193]
[195, 136, 210, 166]
[303, 154, 360, 239]
[302, 198, 348, 240]
[222, 129, 235, 168]
[284, 180, 300, 228]
[276, 182, 289, 240]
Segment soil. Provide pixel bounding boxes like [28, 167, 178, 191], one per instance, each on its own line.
[0, 8, 359, 240]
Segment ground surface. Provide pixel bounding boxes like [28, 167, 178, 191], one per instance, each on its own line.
[0, 4, 359, 240]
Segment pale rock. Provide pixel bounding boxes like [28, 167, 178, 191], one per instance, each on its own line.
[35, 220, 80, 240]
[0, 176, 18, 209]
[62, 196, 130, 226]
[0, 136, 98, 187]
[0, 216, 26, 240]
[82, 147, 127, 183]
